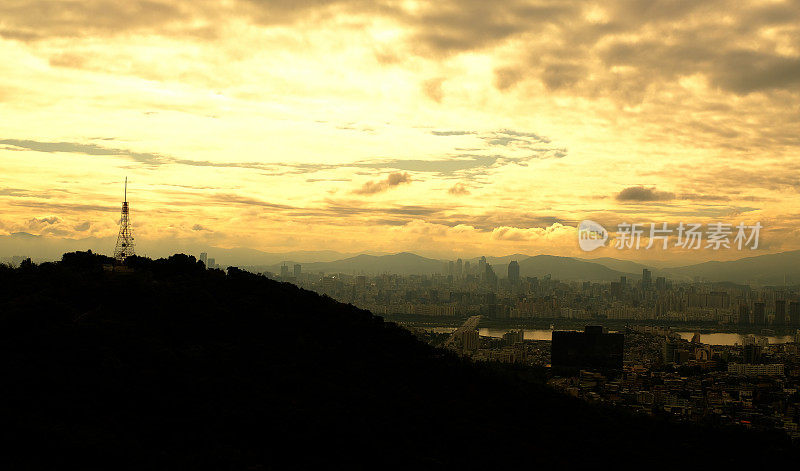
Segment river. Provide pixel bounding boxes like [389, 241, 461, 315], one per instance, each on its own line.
[425, 327, 796, 345]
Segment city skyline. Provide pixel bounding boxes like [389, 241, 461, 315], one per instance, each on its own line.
[2, 1, 800, 262]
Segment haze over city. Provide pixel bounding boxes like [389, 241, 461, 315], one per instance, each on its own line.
[3, 0, 800, 263]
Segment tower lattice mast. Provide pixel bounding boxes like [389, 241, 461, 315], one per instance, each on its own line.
[113, 177, 135, 262]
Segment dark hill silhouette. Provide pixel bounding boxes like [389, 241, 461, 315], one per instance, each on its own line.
[0, 252, 791, 468]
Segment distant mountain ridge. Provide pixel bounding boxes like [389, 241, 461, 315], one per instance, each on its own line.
[4, 231, 799, 284]
[517, 255, 630, 281]
[251, 250, 800, 285]
[659, 250, 800, 284]
[260, 252, 445, 275]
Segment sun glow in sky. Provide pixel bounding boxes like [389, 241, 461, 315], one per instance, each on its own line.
[2, 0, 800, 261]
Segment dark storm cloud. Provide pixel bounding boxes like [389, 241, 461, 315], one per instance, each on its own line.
[616, 186, 676, 202]
[713, 51, 800, 94]
[406, 1, 579, 55]
[5, 0, 799, 104]
[0, 0, 217, 41]
[600, 38, 800, 96]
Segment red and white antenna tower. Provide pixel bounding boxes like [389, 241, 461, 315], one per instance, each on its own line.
[113, 177, 135, 262]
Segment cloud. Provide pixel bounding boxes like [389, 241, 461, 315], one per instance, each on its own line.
[192, 224, 210, 231]
[431, 130, 475, 136]
[0, 0, 217, 42]
[490, 223, 576, 242]
[480, 129, 551, 147]
[9, 201, 117, 213]
[1, 129, 564, 179]
[422, 78, 445, 103]
[494, 67, 523, 90]
[74, 221, 91, 231]
[0, 139, 167, 167]
[203, 194, 296, 210]
[448, 183, 470, 195]
[679, 193, 730, 202]
[616, 186, 676, 202]
[352, 172, 412, 195]
[0, 187, 60, 199]
[28, 216, 60, 226]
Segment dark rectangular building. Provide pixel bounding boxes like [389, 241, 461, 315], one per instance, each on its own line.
[551, 326, 624, 370]
[642, 269, 652, 290]
[775, 300, 786, 326]
[790, 301, 800, 327]
[754, 302, 766, 326]
[738, 304, 750, 326]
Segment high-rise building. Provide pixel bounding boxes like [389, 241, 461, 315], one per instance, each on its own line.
[743, 344, 762, 363]
[503, 329, 524, 345]
[207, 258, 216, 269]
[642, 268, 652, 290]
[464, 261, 471, 275]
[484, 263, 497, 288]
[293, 264, 301, 278]
[790, 301, 800, 327]
[281, 264, 289, 279]
[663, 341, 677, 363]
[448, 260, 454, 276]
[753, 302, 766, 326]
[775, 300, 787, 326]
[655, 276, 666, 290]
[322, 276, 336, 293]
[199, 252, 208, 267]
[478, 256, 487, 279]
[456, 258, 463, 278]
[620, 275, 627, 286]
[738, 304, 750, 326]
[459, 329, 479, 352]
[508, 260, 520, 284]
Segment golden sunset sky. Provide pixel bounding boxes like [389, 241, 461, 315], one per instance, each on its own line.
[1, 0, 799, 261]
